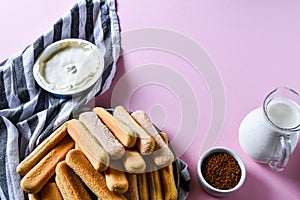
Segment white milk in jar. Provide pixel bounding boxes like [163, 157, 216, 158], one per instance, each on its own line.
[239, 87, 300, 171]
[266, 98, 300, 129]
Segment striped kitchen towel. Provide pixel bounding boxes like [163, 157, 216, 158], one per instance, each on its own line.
[0, 0, 120, 199]
[0, 0, 190, 199]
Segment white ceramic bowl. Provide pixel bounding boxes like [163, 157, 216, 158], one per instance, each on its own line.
[33, 38, 104, 98]
[197, 147, 246, 197]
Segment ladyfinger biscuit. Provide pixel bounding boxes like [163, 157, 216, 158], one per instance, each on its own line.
[137, 173, 149, 200]
[124, 173, 139, 200]
[20, 135, 74, 194]
[79, 112, 125, 160]
[160, 165, 178, 200]
[123, 149, 146, 173]
[93, 107, 137, 148]
[159, 131, 168, 144]
[28, 193, 40, 200]
[113, 106, 155, 155]
[131, 110, 174, 167]
[55, 161, 92, 200]
[159, 131, 178, 200]
[65, 149, 127, 200]
[104, 167, 129, 194]
[55, 176, 68, 200]
[147, 171, 163, 200]
[40, 182, 63, 200]
[67, 119, 109, 171]
[17, 123, 68, 176]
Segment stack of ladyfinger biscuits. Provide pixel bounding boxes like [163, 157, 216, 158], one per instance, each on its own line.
[17, 105, 178, 200]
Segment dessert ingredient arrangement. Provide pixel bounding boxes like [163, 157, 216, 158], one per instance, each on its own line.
[17, 106, 178, 200]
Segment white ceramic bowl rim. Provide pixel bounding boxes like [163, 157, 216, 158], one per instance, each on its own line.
[197, 147, 246, 194]
[33, 38, 105, 96]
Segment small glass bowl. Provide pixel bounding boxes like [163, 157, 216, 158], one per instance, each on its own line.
[197, 147, 246, 197]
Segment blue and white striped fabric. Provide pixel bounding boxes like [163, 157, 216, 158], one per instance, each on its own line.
[0, 0, 119, 199]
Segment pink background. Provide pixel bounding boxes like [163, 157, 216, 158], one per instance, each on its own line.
[1, 0, 300, 199]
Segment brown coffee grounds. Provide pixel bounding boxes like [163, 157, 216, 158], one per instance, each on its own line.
[201, 152, 241, 190]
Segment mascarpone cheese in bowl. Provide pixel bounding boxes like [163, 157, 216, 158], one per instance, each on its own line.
[33, 39, 104, 98]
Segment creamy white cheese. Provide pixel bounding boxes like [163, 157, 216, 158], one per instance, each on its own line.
[34, 39, 103, 95]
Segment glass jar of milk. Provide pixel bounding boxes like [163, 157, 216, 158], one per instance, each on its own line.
[239, 87, 300, 171]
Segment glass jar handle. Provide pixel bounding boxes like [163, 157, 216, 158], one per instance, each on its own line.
[268, 135, 291, 171]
